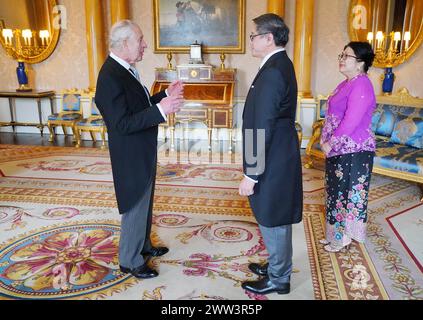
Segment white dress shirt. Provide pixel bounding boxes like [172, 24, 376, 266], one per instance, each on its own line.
[259, 48, 286, 69]
[109, 52, 167, 121]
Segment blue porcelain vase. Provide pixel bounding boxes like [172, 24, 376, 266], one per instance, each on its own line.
[16, 61, 31, 91]
[382, 67, 395, 95]
[16, 62, 28, 85]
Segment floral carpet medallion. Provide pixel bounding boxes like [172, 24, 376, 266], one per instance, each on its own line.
[0, 220, 137, 299]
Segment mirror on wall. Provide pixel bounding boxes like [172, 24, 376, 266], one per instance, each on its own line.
[348, 0, 423, 68]
[0, 0, 61, 64]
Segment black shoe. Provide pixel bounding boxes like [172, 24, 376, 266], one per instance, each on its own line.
[141, 246, 169, 257]
[119, 263, 158, 279]
[241, 277, 290, 295]
[248, 263, 268, 276]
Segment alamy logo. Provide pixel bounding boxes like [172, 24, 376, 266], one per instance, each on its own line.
[244, 129, 265, 176]
[352, 5, 367, 30]
[53, 5, 68, 30]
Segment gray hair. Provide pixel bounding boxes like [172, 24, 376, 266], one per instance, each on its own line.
[109, 20, 138, 50]
[253, 13, 289, 47]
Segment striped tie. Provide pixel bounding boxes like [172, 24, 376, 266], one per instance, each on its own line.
[129, 66, 141, 82]
[129, 67, 152, 106]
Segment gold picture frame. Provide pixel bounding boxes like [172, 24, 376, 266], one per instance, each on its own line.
[0, 0, 61, 64]
[153, 0, 245, 54]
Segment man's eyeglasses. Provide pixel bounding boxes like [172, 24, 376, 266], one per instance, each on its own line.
[249, 32, 270, 41]
[338, 53, 358, 61]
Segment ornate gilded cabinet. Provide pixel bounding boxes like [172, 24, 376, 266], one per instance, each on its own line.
[151, 66, 235, 152]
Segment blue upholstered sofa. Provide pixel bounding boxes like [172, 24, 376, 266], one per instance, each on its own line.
[305, 88, 423, 198]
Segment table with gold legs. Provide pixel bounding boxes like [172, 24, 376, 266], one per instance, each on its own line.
[0, 91, 55, 135]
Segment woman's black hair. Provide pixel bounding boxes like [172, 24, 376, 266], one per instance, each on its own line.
[345, 41, 375, 73]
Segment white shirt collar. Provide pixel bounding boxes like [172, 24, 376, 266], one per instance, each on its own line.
[110, 52, 132, 71]
[260, 48, 286, 69]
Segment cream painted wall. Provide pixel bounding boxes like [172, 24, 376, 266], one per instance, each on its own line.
[0, 0, 422, 98]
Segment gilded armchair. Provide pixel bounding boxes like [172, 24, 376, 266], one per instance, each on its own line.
[75, 92, 107, 149]
[47, 89, 83, 142]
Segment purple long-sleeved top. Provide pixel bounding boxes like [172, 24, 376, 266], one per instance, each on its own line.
[321, 74, 376, 158]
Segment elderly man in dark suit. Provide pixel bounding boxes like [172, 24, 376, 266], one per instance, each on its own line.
[95, 20, 184, 279]
[239, 14, 303, 295]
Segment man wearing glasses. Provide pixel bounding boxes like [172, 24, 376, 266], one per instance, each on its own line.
[239, 13, 303, 295]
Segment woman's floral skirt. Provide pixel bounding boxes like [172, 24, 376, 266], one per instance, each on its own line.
[324, 151, 374, 248]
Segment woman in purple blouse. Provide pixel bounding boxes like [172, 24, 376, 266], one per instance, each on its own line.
[320, 42, 376, 252]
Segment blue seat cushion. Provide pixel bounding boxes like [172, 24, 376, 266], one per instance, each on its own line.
[390, 115, 423, 149]
[375, 109, 397, 137]
[77, 118, 105, 127]
[375, 138, 423, 175]
[48, 113, 82, 121]
[374, 104, 422, 137]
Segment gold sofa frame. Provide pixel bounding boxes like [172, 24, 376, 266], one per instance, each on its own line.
[304, 94, 328, 169]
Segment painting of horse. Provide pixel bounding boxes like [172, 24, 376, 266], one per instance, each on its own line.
[154, 0, 245, 53]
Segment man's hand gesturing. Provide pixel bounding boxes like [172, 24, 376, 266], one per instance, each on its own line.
[167, 80, 184, 97]
[160, 80, 184, 115]
[160, 94, 184, 115]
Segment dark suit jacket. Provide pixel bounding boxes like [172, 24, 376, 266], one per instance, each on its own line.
[95, 56, 167, 214]
[242, 50, 303, 227]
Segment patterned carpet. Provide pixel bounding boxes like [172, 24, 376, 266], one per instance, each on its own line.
[0, 145, 421, 300]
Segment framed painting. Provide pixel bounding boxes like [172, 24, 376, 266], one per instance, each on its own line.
[153, 0, 246, 53]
